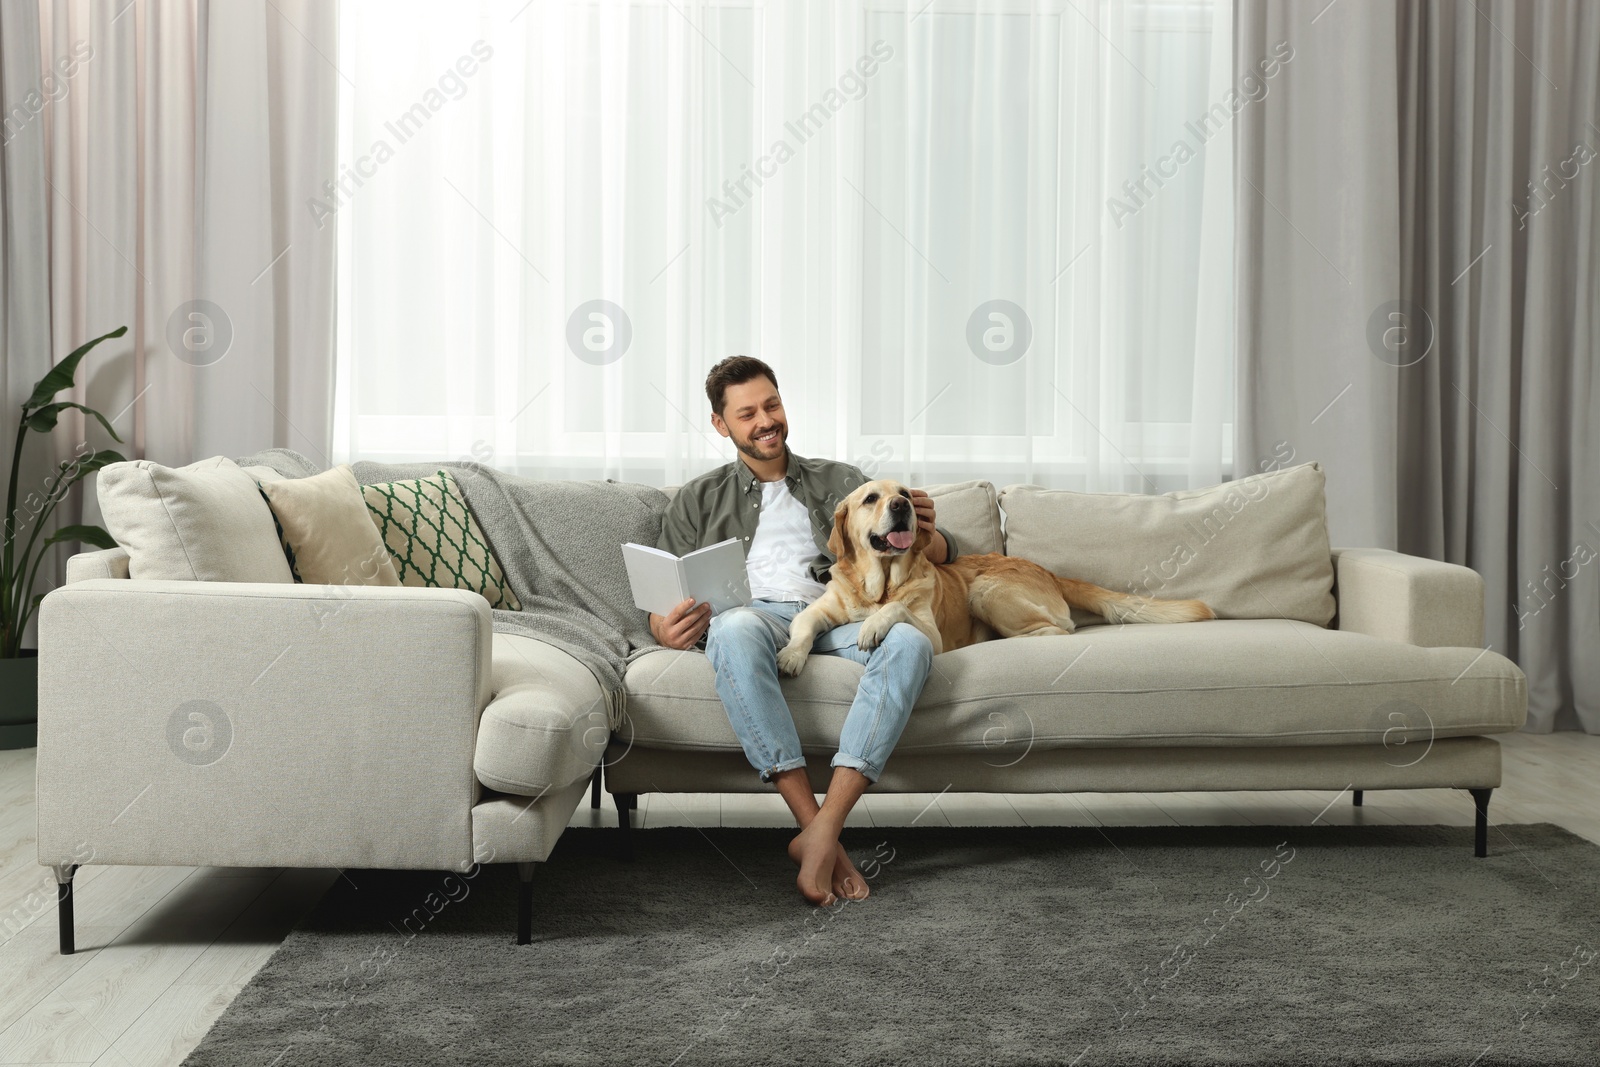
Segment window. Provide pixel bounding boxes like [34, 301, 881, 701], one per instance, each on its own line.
[335, 0, 1233, 491]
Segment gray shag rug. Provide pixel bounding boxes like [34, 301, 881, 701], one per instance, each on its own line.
[182, 822, 1600, 1067]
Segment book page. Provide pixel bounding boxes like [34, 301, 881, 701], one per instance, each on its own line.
[677, 537, 752, 614]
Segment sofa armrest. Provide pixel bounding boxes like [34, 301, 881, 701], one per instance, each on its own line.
[1330, 547, 1484, 648]
[65, 547, 130, 583]
[36, 580, 493, 873]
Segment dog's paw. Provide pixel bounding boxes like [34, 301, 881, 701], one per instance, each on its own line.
[857, 615, 893, 651]
[776, 643, 810, 677]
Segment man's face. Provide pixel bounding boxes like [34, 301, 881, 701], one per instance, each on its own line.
[713, 377, 787, 462]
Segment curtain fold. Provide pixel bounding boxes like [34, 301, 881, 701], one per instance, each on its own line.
[0, 2, 57, 650]
[334, 0, 1237, 495]
[1, 0, 52, 503]
[1236, 0, 1600, 733]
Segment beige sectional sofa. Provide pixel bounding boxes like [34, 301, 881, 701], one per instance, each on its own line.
[603, 474, 1528, 860]
[35, 462, 1527, 955]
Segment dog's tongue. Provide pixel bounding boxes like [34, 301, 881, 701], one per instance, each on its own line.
[886, 529, 915, 550]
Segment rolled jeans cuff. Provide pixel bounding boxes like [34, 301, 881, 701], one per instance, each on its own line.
[760, 756, 809, 783]
[831, 752, 880, 783]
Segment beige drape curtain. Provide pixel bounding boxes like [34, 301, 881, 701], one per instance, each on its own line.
[0, 0, 336, 617]
[1236, 0, 1600, 733]
[1, 1, 55, 552]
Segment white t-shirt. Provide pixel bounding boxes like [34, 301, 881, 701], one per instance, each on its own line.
[746, 478, 828, 603]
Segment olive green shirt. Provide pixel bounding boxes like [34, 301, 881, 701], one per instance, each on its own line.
[657, 447, 960, 592]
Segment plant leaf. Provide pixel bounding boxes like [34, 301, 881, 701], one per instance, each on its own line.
[24, 407, 59, 432]
[24, 326, 129, 411]
[43, 524, 118, 550]
[62, 450, 127, 478]
[26, 402, 125, 442]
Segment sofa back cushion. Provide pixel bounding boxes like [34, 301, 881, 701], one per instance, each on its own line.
[998, 462, 1336, 626]
[97, 456, 294, 583]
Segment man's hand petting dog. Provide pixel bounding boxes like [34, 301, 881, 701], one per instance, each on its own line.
[910, 486, 937, 540]
[650, 597, 711, 650]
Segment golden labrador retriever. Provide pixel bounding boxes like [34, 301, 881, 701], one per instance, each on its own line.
[776, 479, 1214, 674]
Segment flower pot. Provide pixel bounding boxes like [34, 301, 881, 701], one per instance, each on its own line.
[0, 651, 39, 750]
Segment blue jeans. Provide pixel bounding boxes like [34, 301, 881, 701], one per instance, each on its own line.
[703, 598, 934, 784]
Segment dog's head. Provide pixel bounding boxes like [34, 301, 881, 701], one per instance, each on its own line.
[827, 479, 930, 567]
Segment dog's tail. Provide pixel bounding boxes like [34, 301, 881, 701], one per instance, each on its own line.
[1054, 576, 1216, 625]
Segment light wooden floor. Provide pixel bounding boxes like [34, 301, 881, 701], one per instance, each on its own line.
[3, 731, 1598, 1065]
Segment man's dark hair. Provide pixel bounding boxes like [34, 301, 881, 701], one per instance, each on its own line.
[705, 355, 779, 417]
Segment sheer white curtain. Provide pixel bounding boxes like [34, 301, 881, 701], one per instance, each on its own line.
[334, 0, 1235, 492]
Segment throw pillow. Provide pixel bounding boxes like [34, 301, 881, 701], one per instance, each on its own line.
[997, 462, 1336, 626]
[258, 465, 401, 586]
[97, 456, 295, 583]
[361, 470, 521, 610]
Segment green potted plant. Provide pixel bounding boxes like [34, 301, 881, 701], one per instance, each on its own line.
[2, 326, 128, 749]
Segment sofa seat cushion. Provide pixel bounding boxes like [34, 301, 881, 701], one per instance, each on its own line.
[621, 620, 1526, 758]
[475, 634, 607, 796]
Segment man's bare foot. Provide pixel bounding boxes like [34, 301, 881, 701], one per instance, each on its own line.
[787, 818, 840, 905]
[833, 845, 869, 901]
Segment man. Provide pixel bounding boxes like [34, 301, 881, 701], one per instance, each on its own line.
[651, 356, 960, 907]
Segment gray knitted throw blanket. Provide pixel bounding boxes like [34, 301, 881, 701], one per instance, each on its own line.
[236, 449, 669, 729]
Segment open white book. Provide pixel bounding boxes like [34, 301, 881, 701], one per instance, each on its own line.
[621, 537, 752, 617]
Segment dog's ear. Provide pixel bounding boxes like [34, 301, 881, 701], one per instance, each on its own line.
[828, 499, 855, 568]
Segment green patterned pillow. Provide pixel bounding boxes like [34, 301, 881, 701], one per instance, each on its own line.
[361, 470, 521, 611]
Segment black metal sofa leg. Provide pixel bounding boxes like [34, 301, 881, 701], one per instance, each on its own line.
[614, 792, 637, 861]
[54, 864, 77, 955]
[1469, 787, 1492, 858]
[516, 862, 536, 945]
[590, 766, 602, 810]
[1352, 789, 1362, 807]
